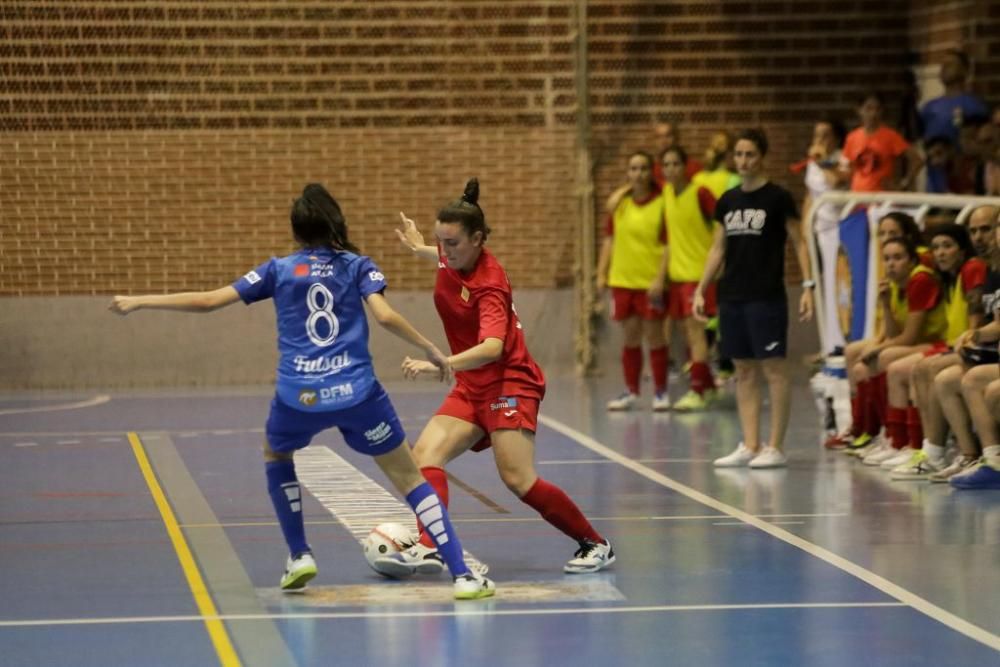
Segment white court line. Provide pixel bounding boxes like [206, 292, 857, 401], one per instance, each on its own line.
[0, 395, 111, 416]
[294, 446, 488, 573]
[538, 414, 1000, 652]
[539, 458, 712, 464]
[183, 512, 848, 529]
[0, 601, 907, 628]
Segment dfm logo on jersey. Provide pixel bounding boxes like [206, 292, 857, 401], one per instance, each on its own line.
[319, 383, 353, 400]
[298, 389, 318, 406]
[723, 209, 767, 236]
[293, 352, 351, 376]
[364, 421, 393, 445]
[369, 270, 384, 282]
[243, 270, 262, 285]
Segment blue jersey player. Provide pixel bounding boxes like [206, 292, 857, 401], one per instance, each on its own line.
[110, 183, 495, 599]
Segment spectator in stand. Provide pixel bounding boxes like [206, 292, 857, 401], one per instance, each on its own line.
[841, 92, 923, 192]
[802, 118, 849, 354]
[693, 131, 741, 198]
[971, 118, 1000, 195]
[652, 121, 703, 183]
[597, 152, 670, 411]
[922, 135, 977, 194]
[919, 49, 989, 149]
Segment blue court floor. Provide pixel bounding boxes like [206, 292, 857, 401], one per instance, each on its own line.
[1, 375, 999, 666]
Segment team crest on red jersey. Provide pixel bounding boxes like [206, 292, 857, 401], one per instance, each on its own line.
[461, 286, 470, 302]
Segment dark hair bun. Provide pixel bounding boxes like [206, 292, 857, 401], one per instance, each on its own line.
[462, 178, 480, 206]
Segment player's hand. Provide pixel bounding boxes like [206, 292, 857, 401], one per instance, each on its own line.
[647, 283, 665, 310]
[860, 344, 881, 365]
[877, 278, 891, 303]
[692, 291, 707, 322]
[109, 296, 139, 315]
[953, 330, 972, 351]
[426, 346, 454, 383]
[402, 356, 441, 381]
[799, 288, 814, 322]
[395, 212, 426, 253]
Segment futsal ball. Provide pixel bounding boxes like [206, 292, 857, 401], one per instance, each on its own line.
[363, 522, 413, 574]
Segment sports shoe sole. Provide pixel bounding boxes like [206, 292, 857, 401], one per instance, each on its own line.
[280, 566, 317, 592]
[373, 555, 445, 578]
[563, 553, 616, 574]
[454, 579, 496, 600]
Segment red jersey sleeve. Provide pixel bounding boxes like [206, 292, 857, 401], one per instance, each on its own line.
[697, 186, 717, 220]
[960, 258, 987, 292]
[476, 288, 509, 342]
[906, 272, 940, 312]
[842, 131, 861, 162]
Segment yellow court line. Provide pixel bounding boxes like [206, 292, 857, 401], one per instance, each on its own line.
[127, 432, 241, 667]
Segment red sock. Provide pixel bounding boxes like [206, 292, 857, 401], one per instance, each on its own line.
[649, 346, 668, 394]
[690, 361, 715, 395]
[521, 478, 602, 544]
[906, 406, 923, 448]
[622, 346, 642, 395]
[887, 406, 908, 450]
[418, 466, 449, 548]
[851, 382, 865, 437]
[873, 373, 888, 432]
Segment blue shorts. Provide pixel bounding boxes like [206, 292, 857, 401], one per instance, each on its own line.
[719, 297, 788, 360]
[265, 382, 406, 457]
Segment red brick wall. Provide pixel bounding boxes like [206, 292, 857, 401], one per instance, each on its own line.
[3, 1, 994, 296]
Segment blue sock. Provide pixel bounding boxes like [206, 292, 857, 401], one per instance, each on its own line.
[266, 460, 309, 557]
[405, 483, 469, 577]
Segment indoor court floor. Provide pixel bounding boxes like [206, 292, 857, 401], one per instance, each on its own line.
[2, 375, 999, 666]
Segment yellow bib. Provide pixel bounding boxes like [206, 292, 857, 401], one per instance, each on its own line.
[692, 169, 741, 198]
[888, 264, 946, 342]
[663, 184, 714, 282]
[608, 194, 666, 289]
[944, 278, 970, 345]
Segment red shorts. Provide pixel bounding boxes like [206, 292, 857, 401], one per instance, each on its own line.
[610, 287, 667, 321]
[921, 341, 950, 358]
[435, 384, 540, 452]
[668, 282, 716, 320]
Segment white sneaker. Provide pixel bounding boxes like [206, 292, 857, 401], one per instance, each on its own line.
[373, 542, 445, 578]
[861, 440, 896, 466]
[453, 571, 496, 600]
[949, 457, 985, 481]
[714, 442, 756, 468]
[889, 450, 944, 481]
[280, 552, 317, 592]
[929, 455, 979, 483]
[749, 446, 787, 469]
[607, 392, 638, 411]
[880, 446, 917, 470]
[563, 539, 616, 574]
[652, 392, 671, 411]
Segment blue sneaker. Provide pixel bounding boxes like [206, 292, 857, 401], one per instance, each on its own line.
[950, 463, 1000, 490]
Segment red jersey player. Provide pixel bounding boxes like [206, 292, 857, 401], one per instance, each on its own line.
[380, 178, 615, 577]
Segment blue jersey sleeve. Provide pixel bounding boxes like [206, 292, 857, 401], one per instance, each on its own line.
[355, 256, 387, 299]
[233, 259, 277, 304]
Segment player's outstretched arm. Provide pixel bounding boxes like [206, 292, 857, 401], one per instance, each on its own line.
[365, 292, 452, 381]
[109, 286, 241, 315]
[395, 212, 439, 262]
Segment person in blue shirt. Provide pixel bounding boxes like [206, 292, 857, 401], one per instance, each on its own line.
[109, 183, 495, 600]
[920, 49, 988, 149]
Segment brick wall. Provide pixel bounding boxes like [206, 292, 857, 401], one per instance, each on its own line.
[2, 1, 995, 297]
